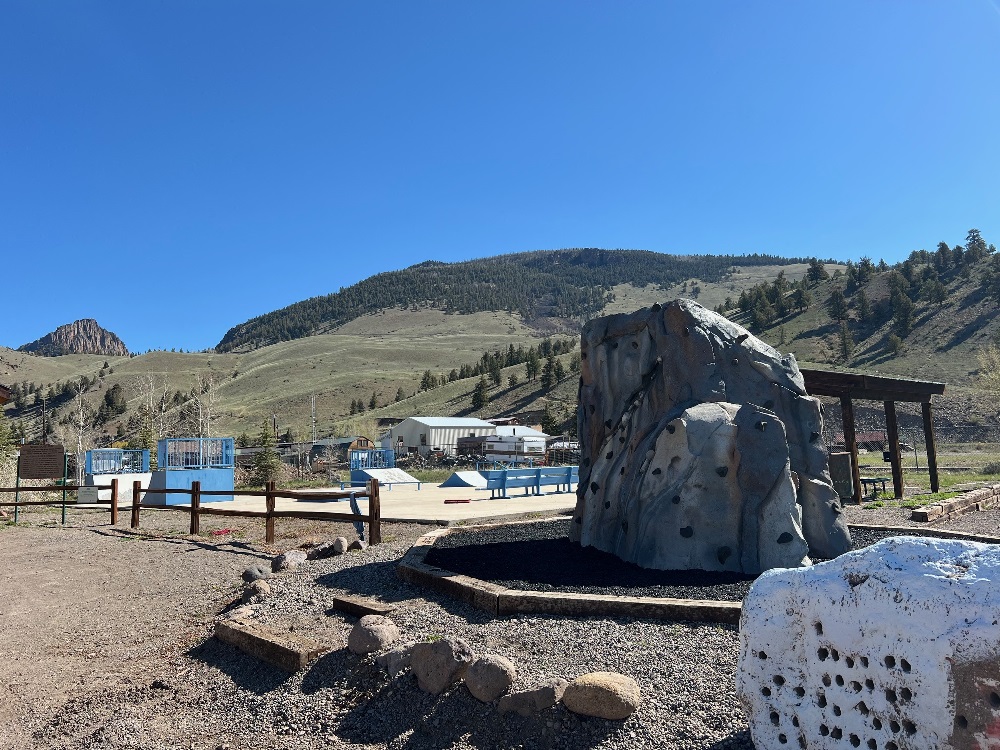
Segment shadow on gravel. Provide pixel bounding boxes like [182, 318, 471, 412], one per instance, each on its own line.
[704, 728, 755, 749]
[333, 672, 619, 750]
[187, 637, 292, 694]
[89, 527, 271, 561]
[313, 560, 416, 604]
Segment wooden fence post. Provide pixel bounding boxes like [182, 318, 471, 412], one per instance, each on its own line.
[368, 478, 381, 545]
[190, 480, 201, 536]
[110, 478, 119, 526]
[265, 480, 276, 545]
[131, 480, 141, 529]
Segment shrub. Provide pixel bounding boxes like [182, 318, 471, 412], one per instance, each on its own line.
[983, 461, 1000, 475]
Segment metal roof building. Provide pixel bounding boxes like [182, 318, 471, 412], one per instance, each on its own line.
[384, 417, 496, 456]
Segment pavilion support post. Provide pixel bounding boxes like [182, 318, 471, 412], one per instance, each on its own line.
[840, 395, 862, 504]
[922, 401, 940, 493]
[884, 400, 903, 499]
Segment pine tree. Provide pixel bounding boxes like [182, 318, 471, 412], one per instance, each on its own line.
[856, 289, 872, 322]
[839, 321, 855, 361]
[369, 392, 378, 410]
[828, 287, 848, 320]
[395, 387, 405, 402]
[540, 403, 559, 435]
[525, 349, 540, 380]
[471, 377, 489, 410]
[252, 420, 282, 485]
[541, 355, 557, 390]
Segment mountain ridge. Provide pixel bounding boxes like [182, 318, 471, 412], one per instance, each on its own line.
[18, 319, 130, 358]
[215, 248, 823, 352]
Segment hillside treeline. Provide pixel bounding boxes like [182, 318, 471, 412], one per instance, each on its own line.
[216, 249, 816, 352]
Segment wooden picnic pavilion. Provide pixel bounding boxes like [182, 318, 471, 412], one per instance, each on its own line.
[801, 368, 946, 503]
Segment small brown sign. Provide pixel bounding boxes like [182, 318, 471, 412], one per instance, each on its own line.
[18, 444, 66, 480]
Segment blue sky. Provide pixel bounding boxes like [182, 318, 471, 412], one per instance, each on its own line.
[3, 1, 999, 353]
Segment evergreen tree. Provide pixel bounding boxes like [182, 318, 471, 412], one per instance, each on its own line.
[420, 370, 436, 391]
[508, 373, 520, 388]
[525, 349, 540, 380]
[471, 377, 489, 410]
[236, 431, 252, 448]
[827, 287, 848, 320]
[807, 258, 829, 285]
[554, 358, 565, 381]
[541, 355, 557, 390]
[395, 387, 405, 402]
[887, 334, 904, 356]
[252, 420, 282, 485]
[856, 289, 872, 322]
[369, 392, 378, 410]
[540, 403, 559, 435]
[839, 321, 855, 361]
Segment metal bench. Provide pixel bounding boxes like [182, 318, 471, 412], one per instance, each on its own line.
[483, 467, 579, 498]
[860, 477, 890, 495]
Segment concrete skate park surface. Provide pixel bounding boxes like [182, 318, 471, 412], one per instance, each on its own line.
[223, 482, 577, 525]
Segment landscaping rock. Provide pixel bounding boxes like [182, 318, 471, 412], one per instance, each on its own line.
[241, 579, 271, 604]
[563, 672, 641, 720]
[241, 564, 271, 583]
[347, 615, 400, 655]
[498, 678, 569, 716]
[376, 642, 415, 677]
[333, 536, 350, 555]
[465, 653, 517, 702]
[348, 539, 368, 552]
[271, 549, 308, 573]
[307, 540, 339, 560]
[410, 637, 476, 695]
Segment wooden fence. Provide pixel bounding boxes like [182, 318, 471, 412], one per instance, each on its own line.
[0, 479, 381, 545]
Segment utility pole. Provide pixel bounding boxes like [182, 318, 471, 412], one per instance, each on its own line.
[311, 395, 317, 443]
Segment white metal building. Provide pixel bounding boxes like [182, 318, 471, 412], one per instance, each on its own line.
[383, 417, 497, 456]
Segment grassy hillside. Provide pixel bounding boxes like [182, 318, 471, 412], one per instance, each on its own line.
[3, 247, 996, 452]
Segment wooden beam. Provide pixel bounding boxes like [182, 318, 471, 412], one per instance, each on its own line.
[884, 401, 903, 499]
[922, 401, 940, 494]
[840, 395, 862, 504]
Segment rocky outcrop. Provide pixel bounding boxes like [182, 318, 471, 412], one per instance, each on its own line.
[570, 299, 851, 573]
[18, 319, 129, 357]
[737, 536, 1000, 750]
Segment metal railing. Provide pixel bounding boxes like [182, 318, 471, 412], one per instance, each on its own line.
[85, 449, 150, 475]
[157, 438, 235, 470]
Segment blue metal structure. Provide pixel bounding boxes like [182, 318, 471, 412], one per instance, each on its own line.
[85, 449, 150, 475]
[146, 437, 236, 505]
[158, 438, 235, 470]
[349, 449, 395, 471]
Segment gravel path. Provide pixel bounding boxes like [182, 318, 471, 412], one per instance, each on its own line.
[4, 498, 1000, 750]
[2, 507, 752, 749]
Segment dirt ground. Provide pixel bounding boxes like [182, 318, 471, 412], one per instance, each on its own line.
[0, 506, 399, 750]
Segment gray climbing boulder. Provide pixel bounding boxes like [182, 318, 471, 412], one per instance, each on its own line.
[571, 299, 851, 571]
[376, 642, 415, 677]
[242, 564, 271, 582]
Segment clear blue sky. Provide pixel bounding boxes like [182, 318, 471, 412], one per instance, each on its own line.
[3, 1, 999, 353]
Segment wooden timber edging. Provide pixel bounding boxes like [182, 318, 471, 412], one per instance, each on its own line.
[396, 524, 742, 625]
[397, 521, 1000, 625]
[908, 484, 1000, 524]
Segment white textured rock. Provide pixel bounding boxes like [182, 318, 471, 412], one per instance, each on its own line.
[736, 536, 1000, 750]
[332, 536, 350, 555]
[376, 642, 415, 677]
[571, 299, 851, 570]
[241, 579, 271, 604]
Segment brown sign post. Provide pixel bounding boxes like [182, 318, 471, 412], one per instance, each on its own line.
[16, 444, 68, 524]
[18, 444, 67, 480]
